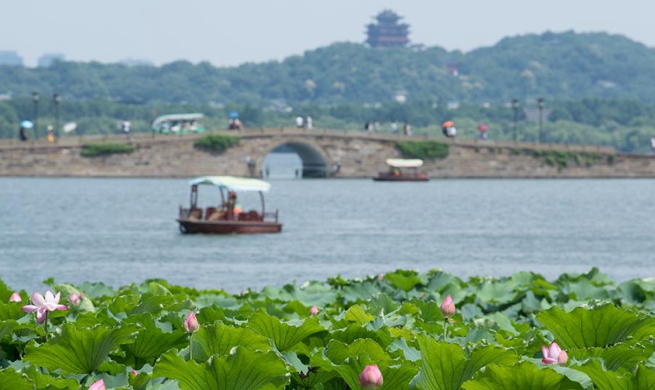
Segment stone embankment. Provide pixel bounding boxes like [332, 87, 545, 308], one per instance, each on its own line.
[0, 129, 653, 178]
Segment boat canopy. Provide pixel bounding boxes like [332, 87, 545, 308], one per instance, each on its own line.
[386, 158, 424, 168]
[151, 113, 205, 130]
[189, 176, 271, 192]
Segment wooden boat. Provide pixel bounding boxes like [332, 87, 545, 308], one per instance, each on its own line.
[177, 176, 282, 234]
[374, 159, 429, 182]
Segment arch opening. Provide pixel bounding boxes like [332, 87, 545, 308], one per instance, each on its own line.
[262, 142, 329, 179]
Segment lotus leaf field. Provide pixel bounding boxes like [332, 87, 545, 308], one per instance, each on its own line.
[1, 268, 655, 389]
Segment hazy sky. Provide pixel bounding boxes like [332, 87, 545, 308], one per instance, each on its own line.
[2, 0, 652, 67]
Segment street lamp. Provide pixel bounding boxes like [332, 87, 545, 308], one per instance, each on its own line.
[32, 92, 40, 140]
[512, 98, 519, 142]
[53, 93, 61, 142]
[538, 97, 544, 144]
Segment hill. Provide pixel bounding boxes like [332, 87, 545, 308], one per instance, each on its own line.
[1, 31, 655, 105]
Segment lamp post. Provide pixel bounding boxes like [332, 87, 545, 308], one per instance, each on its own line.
[53, 93, 61, 142]
[538, 97, 544, 144]
[512, 98, 519, 142]
[32, 92, 40, 140]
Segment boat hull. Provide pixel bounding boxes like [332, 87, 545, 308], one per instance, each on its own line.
[177, 219, 283, 234]
[373, 176, 429, 182]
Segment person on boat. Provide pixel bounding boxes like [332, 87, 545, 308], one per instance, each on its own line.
[225, 190, 238, 219]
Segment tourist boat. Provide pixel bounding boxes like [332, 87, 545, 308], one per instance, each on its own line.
[177, 176, 282, 234]
[373, 159, 429, 182]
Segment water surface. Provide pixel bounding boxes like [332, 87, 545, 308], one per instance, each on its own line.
[1, 177, 653, 292]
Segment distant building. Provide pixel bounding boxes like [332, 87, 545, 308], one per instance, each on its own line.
[0, 51, 23, 66]
[366, 10, 410, 48]
[38, 53, 65, 67]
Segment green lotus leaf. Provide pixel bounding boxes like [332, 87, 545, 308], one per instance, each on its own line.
[343, 282, 381, 303]
[562, 280, 610, 301]
[0, 319, 17, 340]
[22, 365, 81, 389]
[461, 361, 584, 390]
[153, 347, 289, 390]
[0, 368, 33, 390]
[120, 317, 188, 369]
[411, 334, 519, 390]
[385, 270, 424, 292]
[0, 301, 27, 321]
[247, 310, 324, 351]
[323, 339, 417, 390]
[24, 323, 138, 374]
[572, 359, 632, 389]
[344, 305, 376, 325]
[568, 343, 655, 371]
[191, 321, 271, 362]
[536, 304, 655, 348]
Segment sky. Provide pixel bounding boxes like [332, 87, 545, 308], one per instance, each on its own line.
[1, 0, 652, 67]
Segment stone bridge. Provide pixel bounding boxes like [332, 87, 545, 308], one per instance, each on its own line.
[0, 128, 654, 178]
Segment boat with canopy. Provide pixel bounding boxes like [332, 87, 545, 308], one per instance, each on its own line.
[373, 158, 429, 181]
[177, 176, 282, 234]
[152, 113, 205, 134]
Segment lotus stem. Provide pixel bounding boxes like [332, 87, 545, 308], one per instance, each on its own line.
[442, 319, 448, 341]
[189, 333, 193, 361]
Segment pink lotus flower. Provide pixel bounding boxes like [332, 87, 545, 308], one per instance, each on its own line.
[22, 291, 68, 323]
[310, 306, 319, 316]
[89, 379, 105, 390]
[377, 273, 385, 282]
[131, 370, 138, 376]
[440, 295, 456, 318]
[9, 292, 22, 302]
[183, 311, 199, 333]
[359, 365, 383, 389]
[541, 342, 568, 365]
[69, 292, 84, 305]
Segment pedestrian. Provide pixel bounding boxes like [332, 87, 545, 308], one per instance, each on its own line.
[365, 121, 372, 132]
[651, 137, 655, 153]
[121, 121, 131, 134]
[403, 122, 412, 136]
[306, 115, 313, 130]
[373, 121, 380, 133]
[390, 121, 398, 134]
[19, 126, 29, 141]
[46, 125, 55, 143]
[296, 116, 304, 128]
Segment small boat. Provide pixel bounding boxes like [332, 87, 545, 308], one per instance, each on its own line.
[177, 176, 282, 234]
[373, 159, 429, 182]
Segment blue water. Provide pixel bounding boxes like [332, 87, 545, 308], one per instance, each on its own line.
[0, 177, 654, 292]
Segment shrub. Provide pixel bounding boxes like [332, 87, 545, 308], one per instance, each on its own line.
[396, 141, 449, 159]
[194, 134, 240, 152]
[81, 143, 135, 157]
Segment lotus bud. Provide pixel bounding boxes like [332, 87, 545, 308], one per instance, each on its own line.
[359, 365, 383, 389]
[131, 370, 138, 376]
[89, 379, 105, 390]
[69, 292, 81, 305]
[541, 342, 567, 365]
[377, 273, 385, 282]
[9, 292, 21, 302]
[557, 349, 568, 365]
[310, 306, 319, 316]
[440, 295, 456, 318]
[183, 311, 199, 333]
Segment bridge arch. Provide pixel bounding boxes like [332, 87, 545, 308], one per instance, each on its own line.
[258, 137, 333, 178]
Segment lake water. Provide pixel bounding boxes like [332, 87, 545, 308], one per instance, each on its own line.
[1, 176, 654, 292]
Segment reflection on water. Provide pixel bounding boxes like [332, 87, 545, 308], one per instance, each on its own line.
[0, 177, 654, 292]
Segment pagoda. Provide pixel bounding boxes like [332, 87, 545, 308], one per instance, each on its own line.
[366, 10, 410, 48]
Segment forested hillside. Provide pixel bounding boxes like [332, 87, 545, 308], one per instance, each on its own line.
[1, 31, 655, 105]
